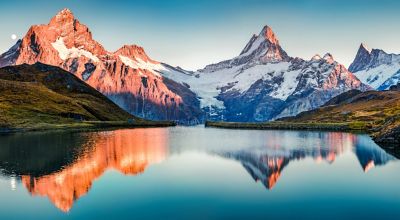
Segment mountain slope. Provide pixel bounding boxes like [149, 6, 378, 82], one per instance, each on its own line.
[0, 9, 203, 124]
[0, 63, 169, 131]
[167, 25, 370, 121]
[349, 43, 400, 90]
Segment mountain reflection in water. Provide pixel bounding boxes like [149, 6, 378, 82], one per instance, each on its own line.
[0, 128, 397, 212]
[0, 128, 169, 212]
[218, 133, 396, 189]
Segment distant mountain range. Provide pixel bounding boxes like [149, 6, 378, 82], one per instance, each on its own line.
[171, 26, 369, 122]
[1, 8, 399, 123]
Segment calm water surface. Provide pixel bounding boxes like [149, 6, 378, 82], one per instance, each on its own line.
[0, 126, 399, 219]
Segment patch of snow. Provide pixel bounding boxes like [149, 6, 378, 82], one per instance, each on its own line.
[118, 55, 164, 77]
[311, 54, 321, 61]
[51, 37, 99, 62]
[272, 69, 301, 99]
[119, 55, 140, 69]
[165, 62, 296, 109]
[238, 35, 265, 57]
[232, 62, 291, 94]
[354, 63, 400, 89]
[159, 64, 194, 82]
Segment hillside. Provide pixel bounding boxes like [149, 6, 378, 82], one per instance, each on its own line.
[0, 63, 172, 131]
[282, 89, 400, 144]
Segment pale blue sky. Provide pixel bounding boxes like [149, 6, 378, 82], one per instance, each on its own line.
[1, 0, 399, 70]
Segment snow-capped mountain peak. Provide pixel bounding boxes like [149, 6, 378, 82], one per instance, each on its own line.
[260, 25, 279, 45]
[50, 8, 74, 23]
[202, 25, 290, 73]
[237, 25, 288, 62]
[115, 45, 156, 63]
[48, 8, 78, 36]
[311, 54, 322, 61]
[57, 8, 73, 15]
[323, 53, 335, 64]
[349, 43, 400, 90]
[348, 43, 373, 73]
[239, 25, 279, 56]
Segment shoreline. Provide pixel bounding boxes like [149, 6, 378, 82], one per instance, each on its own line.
[205, 121, 367, 132]
[0, 120, 176, 134]
[204, 121, 400, 147]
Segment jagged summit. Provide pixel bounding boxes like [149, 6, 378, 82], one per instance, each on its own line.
[348, 43, 374, 73]
[239, 24, 284, 60]
[360, 43, 371, 53]
[260, 25, 279, 44]
[323, 53, 333, 59]
[311, 54, 322, 61]
[49, 8, 75, 26]
[115, 44, 155, 63]
[58, 8, 73, 15]
[323, 53, 334, 63]
[201, 24, 290, 73]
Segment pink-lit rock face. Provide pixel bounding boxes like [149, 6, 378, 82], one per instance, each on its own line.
[21, 128, 169, 212]
[2, 8, 202, 123]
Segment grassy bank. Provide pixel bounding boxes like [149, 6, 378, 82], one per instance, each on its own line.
[205, 121, 369, 132]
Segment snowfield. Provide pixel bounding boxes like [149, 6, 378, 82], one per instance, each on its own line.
[52, 37, 100, 62]
[354, 63, 400, 90]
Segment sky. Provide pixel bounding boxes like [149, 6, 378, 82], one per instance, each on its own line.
[0, 0, 400, 70]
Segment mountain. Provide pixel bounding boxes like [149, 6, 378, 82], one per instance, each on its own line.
[0, 63, 169, 131]
[0, 9, 203, 124]
[167, 25, 370, 121]
[349, 43, 400, 90]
